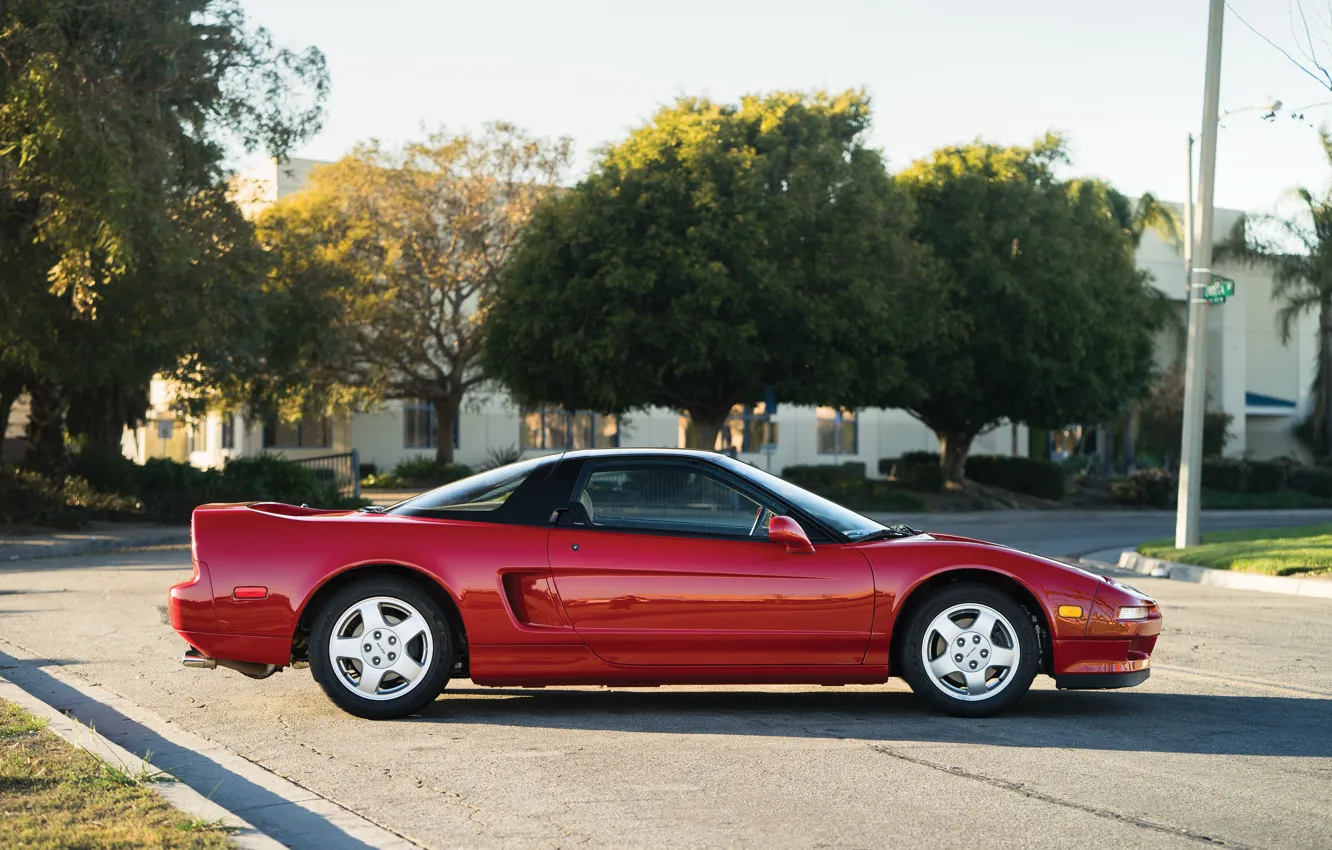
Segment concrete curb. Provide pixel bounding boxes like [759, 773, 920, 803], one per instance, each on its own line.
[0, 639, 420, 849]
[0, 677, 282, 850]
[0, 528, 189, 562]
[1112, 550, 1332, 600]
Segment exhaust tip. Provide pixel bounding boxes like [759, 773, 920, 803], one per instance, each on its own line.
[182, 648, 216, 669]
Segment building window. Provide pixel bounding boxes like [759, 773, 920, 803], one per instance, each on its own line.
[403, 399, 459, 449]
[220, 415, 236, 450]
[521, 408, 619, 451]
[816, 407, 858, 456]
[263, 416, 331, 449]
[185, 421, 206, 454]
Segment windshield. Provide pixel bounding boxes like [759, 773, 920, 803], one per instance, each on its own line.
[388, 456, 550, 513]
[714, 457, 889, 540]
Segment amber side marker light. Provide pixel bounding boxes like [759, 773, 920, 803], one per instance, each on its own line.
[233, 586, 269, 600]
[1056, 605, 1084, 618]
[1117, 606, 1152, 620]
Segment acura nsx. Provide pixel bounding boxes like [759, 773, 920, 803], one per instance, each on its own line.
[169, 449, 1161, 719]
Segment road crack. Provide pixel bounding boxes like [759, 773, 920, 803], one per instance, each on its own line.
[867, 744, 1254, 848]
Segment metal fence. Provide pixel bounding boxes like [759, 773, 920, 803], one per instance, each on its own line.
[293, 449, 361, 500]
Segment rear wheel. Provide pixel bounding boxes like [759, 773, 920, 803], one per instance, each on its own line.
[900, 583, 1038, 717]
[309, 577, 453, 719]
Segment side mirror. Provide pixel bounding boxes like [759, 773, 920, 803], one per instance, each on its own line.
[768, 515, 815, 554]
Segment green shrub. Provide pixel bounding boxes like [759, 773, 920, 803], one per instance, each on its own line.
[0, 468, 83, 529]
[804, 477, 926, 513]
[1201, 458, 1244, 493]
[1110, 468, 1176, 508]
[887, 452, 944, 493]
[1202, 488, 1332, 509]
[69, 445, 141, 497]
[1289, 466, 1332, 499]
[965, 455, 1065, 501]
[135, 459, 219, 523]
[216, 456, 334, 504]
[134, 456, 346, 523]
[782, 463, 866, 491]
[62, 476, 141, 519]
[1242, 461, 1287, 494]
[389, 458, 475, 487]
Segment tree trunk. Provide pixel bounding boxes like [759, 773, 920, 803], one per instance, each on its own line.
[1123, 401, 1140, 475]
[685, 406, 731, 452]
[432, 396, 458, 465]
[938, 430, 974, 483]
[24, 377, 69, 482]
[1102, 421, 1116, 476]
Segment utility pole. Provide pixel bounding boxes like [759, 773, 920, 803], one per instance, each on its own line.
[1176, 0, 1224, 548]
[1184, 134, 1194, 301]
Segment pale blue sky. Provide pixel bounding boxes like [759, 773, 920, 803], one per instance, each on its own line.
[242, 0, 1332, 214]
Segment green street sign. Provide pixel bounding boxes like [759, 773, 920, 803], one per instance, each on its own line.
[1202, 275, 1234, 304]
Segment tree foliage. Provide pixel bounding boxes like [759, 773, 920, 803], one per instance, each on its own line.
[893, 135, 1167, 480]
[1222, 129, 1332, 456]
[254, 125, 572, 463]
[0, 0, 328, 475]
[484, 90, 934, 449]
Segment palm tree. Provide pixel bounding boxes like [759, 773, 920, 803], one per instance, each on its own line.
[1224, 130, 1332, 456]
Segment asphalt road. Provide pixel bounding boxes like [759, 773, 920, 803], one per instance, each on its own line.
[1, 516, 1330, 849]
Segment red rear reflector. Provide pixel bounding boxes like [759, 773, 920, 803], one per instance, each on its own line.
[233, 586, 268, 600]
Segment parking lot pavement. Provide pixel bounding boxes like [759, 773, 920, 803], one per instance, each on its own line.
[1, 542, 1330, 849]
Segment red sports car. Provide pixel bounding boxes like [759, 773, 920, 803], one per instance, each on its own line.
[170, 449, 1161, 719]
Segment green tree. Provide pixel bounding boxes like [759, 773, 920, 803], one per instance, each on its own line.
[0, 0, 328, 475]
[484, 91, 932, 449]
[254, 125, 572, 463]
[894, 135, 1166, 481]
[1224, 130, 1332, 456]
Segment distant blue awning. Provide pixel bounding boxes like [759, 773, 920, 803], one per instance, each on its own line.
[1245, 391, 1296, 409]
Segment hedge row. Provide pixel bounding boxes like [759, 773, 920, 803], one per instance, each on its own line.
[1109, 468, 1176, 508]
[964, 455, 1065, 501]
[780, 463, 923, 513]
[879, 452, 945, 493]
[362, 458, 475, 489]
[4, 450, 363, 527]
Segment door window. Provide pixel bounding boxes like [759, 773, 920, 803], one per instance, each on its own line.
[577, 464, 777, 538]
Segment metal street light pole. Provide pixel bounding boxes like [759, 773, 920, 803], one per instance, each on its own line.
[1175, 0, 1225, 548]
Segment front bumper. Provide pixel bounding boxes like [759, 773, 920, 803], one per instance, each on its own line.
[1055, 668, 1150, 690]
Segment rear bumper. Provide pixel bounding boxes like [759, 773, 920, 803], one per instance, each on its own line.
[177, 630, 291, 666]
[1055, 668, 1150, 690]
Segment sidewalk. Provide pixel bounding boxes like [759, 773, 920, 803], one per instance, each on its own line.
[0, 521, 189, 562]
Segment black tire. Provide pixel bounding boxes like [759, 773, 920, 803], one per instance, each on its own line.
[899, 582, 1039, 718]
[309, 576, 454, 720]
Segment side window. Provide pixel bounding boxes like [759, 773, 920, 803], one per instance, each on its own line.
[578, 465, 776, 538]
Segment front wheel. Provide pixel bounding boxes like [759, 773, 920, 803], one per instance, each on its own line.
[900, 583, 1038, 717]
[309, 577, 454, 719]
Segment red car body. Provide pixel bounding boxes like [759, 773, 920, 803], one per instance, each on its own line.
[170, 450, 1160, 700]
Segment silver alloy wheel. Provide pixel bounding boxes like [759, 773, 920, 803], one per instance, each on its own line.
[920, 602, 1021, 702]
[328, 595, 434, 702]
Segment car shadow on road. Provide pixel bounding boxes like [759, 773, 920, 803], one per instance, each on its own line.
[414, 686, 1332, 758]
